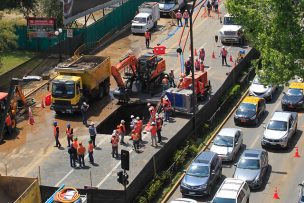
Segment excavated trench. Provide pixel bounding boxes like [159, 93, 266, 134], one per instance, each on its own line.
[97, 103, 150, 134]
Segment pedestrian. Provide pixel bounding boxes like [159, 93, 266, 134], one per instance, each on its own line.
[175, 10, 182, 26]
[162, 75, 169, 92]
[162, 96, 172, 122]
[130, 115, 136, 130]
[88, 122, 97, 148]
[156, 115, 163, 143]
[148, 103, 156, 121]
[77, 142, 86, 167]
[119, 120, 126, 144]
[53, 121, 61, 148]
[111, 131, 119, 158]
[5, 113, 12, 137]
[149, 122, 157, 147]
[73, 137, 79, 149]
[207, 1, 212, 17]
[220, 46, 228, 66]
[213, 0, 219, 13]
[131, 130, 139, 152]
[168, 69, 176, 88]
[136, 117, 143, 141]
[81, 101, 89, 126]
[144, 29, 151, 48]
[68, 145, 77, 167]
[183, 10, 189, 27]
[194, 58, 200, 71]
[66, 123, 73, 147]
[185, 56, 192, 75]
[88, 140, 94, 164]
[199, 48, 205, 63]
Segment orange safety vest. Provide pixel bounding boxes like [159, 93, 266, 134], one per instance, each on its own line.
[195, 60, 200, 70]
[156, 118, 162, 130]
[5, 115, 12, 126]
[111, 136, 119, 146]
[176, 12, 182, 19]
[54, 126, 59, 136]
[88, 143, 94, 153]
[145, 31, 151, 39]
[221, 49, 227, 57]
[134, 123, 141, 134]
[183, 12, 189, 19]
[132, 133, 139, 141]
[150, 125, 157, 136]
[163, 100, 172, 111]
[66, 127, 73, 138]
[119, 124, 126, 134]
[77, 145, 86, 155]
[73, 140, 78, 149]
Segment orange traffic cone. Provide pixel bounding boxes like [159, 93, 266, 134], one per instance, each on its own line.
[212, 51, 216, 59]
[229, 55, 233, 62]
[41, 98, 45, 108]
[294, 146, 301, 158]
[194, 48, 198, 56]
[273, 187, 280, 199]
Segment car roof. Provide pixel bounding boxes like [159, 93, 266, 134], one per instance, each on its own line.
[241, 149, 263, 159]
[289, 82, 304, 90]
[271, 111, 291, 122]
[216, 178, 245, 198]
[136, 13, 150, 18]
[242, 96, 262, 104]
[218, 128, 240, 137]
[194, 151, 216, 165]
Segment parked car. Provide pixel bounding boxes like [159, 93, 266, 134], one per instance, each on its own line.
[170, 198, 198, 203]
[212, 178, 250, 203]
[281, 82, 304, 111]
[249, 75, 276, 101]
[261, 111, 298, 149]
[233, 149, 268, 189]
[234, 96, 266, 126]
[210, 128, 243, 162]
[298, 180, 304, 203]
[180, 151, 222, 196]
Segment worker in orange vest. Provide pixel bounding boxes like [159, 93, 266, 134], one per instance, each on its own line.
[183, 10, 189, 27]
[175, 10, 182, 26]
[119, 120, 126, 144]
[156, 115, 163, 143]
[88, 140, 94, 164]
[66, 123, 73, 147]
[136, 117, 143, 141]
[162, 96, 172, 122]
[195, 58, 200, 71]
[149, 122, 158, 147]
[144, 29, 151, 48]
[148, 103, 156, 122]
[72, 137, 79, 149]
[77, 142, 86, 167]
[68, 145, 77, 167]
[220, 46, 228, 66]
[162, 75, 169, 92]
[131, 130, 140, 152]
[53, 121, 61, 148]
[5, 113, 12, 137]
[111, 131, 119, 158]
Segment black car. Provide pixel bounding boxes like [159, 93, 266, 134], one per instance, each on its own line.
[234, 96, 266, 126]
[281, 87, 304, 111]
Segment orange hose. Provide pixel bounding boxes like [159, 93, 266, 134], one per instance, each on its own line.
[54, 187, 81, 203]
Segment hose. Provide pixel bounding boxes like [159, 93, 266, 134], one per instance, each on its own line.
[54, 187, 81, 203]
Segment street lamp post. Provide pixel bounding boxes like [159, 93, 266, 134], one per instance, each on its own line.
[55, 28, 63, 61]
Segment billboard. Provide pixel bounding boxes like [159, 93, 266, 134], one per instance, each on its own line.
[27, 17, 56, 38]
[62, 0, 122, 25]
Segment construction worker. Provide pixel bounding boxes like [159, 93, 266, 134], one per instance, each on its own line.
[195, 58, 201, 71]
[213, 0, 219, 13]
[199, 48, 205, 63]
[144, 29, 151, 48]
[185, 56, 192, 76]
[169, 69, 176, 88]
[111, 131, 119, 158]
[53, 121, 61, 148]
[156, 115, 163, 143]
[130, 115, 136, 130]
[68, 145, 77, 167]
[81, 101, 89, 126]
[131, 130, 139, 152]
[162, 75, 169, 92]
[66, 123, 73, 147]
[220, 46, 228, 66]
[5, 113, 12, 137]
[77, 142, 86, 167]
[183, 10, 189, 27]
[162, 96, 172, 122]
[149, 122, 157, 147]
[207, 1, 212, 17]
[88, 122, 97, 148]
[73, 137, 79, 149]
[135, 117, 143, 141]
[149, 106, 156, 122]
[175, 10, 182, 26]
[177, 77, 184, 88]
[88, 140, 94, 164]
[119, 120, 126, 144]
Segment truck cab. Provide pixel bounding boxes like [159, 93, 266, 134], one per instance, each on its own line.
[219, 14, 243, 44]
[132, 13, 154, 33]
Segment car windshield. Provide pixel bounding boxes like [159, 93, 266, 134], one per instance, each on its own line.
[52, 82, 75, 99]
[286, 88, 303, 96]
[134, 17, 147, 23]
[237, 158, 260, 169]
[238, 103, 256, 112]
[187, 165, 209, 177]
[214, 135, 233, 147]
[267, 120, 287, 131]
[212, 197, 236, 203]
[223, 17, 237, 25]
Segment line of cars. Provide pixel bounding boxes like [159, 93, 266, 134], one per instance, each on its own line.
[173, 80, 304, 203]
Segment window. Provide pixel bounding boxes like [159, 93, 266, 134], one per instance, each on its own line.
[237, 190, 245, 203]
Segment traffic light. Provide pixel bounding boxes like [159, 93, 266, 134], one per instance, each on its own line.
[121, 149, 129, 171]
[123, 173, 129, 185]
[117, 171, 124, 184]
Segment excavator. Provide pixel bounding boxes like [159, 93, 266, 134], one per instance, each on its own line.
[0, 78, 28, 142]
[111, 53, 166, 102]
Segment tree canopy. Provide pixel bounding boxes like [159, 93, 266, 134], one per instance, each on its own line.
[226, 0, 304, 84]
[0, 0, 37, 17]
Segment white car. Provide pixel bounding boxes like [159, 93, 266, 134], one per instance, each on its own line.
[249, 76, 276, 101]
[210, 128, 243, 161]
[218, 14, 243, 44]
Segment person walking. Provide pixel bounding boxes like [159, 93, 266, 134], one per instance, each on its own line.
[136, 117, 143, 141]
[144, 29, 151, 48]
[81, 101, 89, 126]
[68, 145, 77, 167]
[162, 75, 169, 92]
[207, 1, 212, 17]
[162, 96, 172, 122]
[131, 130, 139, 152]
[183, 10, 189, 27]
[156, 115, 163, 143]
[66, 123, 73, 147]
[119, 120, 126, 144]
[185, 56, 192, 75]
[169, 69, 176, 87]
[88, 140, 94, 164]
[220, 46, 228, 66]
[213, 0, 219, 13]
[111, 132, 119, 158]
[199, 48, 205, 63]
[77, 142, 86, 167]
[130, 115, 136, 130]
[149, 122, 157, 147]
[175, 10, 182, 26]
[88, 122, 97, 148]
[53, 121, 61, 148]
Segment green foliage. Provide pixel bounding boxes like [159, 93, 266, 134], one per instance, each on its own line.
[0, 0, 37, 17]
[226, 0, 304, 85]
[39, 0, 63, 27]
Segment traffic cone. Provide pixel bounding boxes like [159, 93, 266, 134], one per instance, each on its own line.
[41, 98, 45, 108]
[273, 187, 280, 199]
[229, 55, 233, 62]
[294, 146, 300, 158]
[194, 48, 198, 56]
[212, 51, 216, 59]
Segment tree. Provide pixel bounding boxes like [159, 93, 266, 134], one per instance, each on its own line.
[39, 0, 63, 27]
[0, 0, 37, 17]
[226, 0, 304, 84]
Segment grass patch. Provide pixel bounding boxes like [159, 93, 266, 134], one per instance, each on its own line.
[0, 50, 36, 75]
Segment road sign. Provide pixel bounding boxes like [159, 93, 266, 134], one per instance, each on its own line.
[67, 29, 73, 38]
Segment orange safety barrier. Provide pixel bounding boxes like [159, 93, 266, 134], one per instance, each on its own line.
[45, 94, 51, 106]
[153, 45, 166, 55]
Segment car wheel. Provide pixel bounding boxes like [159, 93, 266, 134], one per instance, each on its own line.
[255, 118, 259, 126]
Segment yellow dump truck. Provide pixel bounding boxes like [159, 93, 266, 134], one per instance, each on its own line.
[51, 55, 111, 114]
[0, 176, 41, 203]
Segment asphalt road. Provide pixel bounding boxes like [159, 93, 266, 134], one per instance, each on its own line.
[168, 86, 304, 203]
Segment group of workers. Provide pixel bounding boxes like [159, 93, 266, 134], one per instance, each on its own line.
[175, 9, 190, 27]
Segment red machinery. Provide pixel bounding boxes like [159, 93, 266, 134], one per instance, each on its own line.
[180, 71, 211, 98]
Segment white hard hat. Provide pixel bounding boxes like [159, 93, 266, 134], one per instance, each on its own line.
[136, 117, 140, 120]
[113, 130, 117, 134]
[178, 10, 181, 11]
[147, 103, 151, 106]
[91, 122, 95, 126]
[222, 46, 225, 49]
[131, 115, 134, 119]
[156, 113, 159, 116]
[151, 122, 156, 125]
[185, 9, 188, 11]
[156, 115, 159, 119]
[149, 107, 153, 111]
[121, 120, 125, 123]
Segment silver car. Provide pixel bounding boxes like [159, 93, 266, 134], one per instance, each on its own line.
[210, 128, 243, 161]
[249, 76, 276, 101]
[233, 149, 268, 189]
